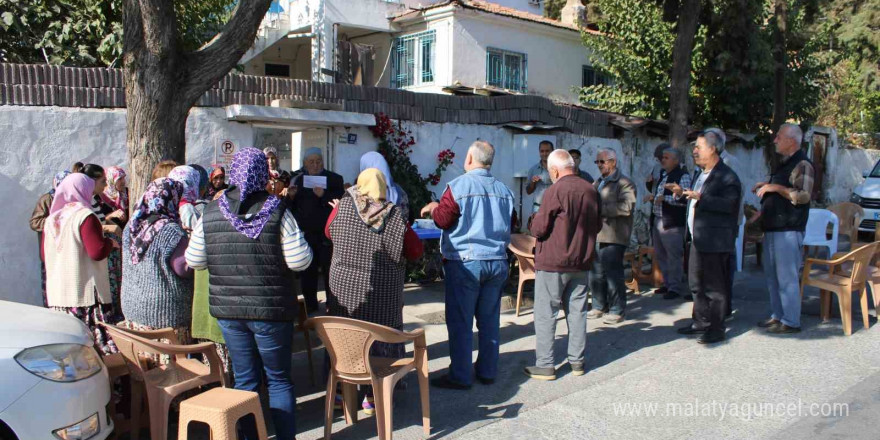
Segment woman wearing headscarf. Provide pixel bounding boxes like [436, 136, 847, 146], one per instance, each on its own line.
[360, 151, 410, 222]
[31, 170, 71, 306]
[185, 147, 312, 440]
[42, 173, 119, 355]
[205, 165, 228, 200]
[102, 166, 129, 214]
[291, 147, 344, 313]
[168, 165, 202, 231]
[324, 168, 423, 413]
[120, 178, 194, 347]
[83, 164, 125, 322]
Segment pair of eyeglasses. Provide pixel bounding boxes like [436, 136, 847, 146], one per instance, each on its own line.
[594, 160, 606, 165]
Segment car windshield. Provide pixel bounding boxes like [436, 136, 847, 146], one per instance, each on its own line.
[871, 161, 880, 178]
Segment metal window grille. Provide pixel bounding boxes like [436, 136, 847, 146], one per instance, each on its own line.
[391, 30, 435, 89]
[486, 48, 527, 92]
[582, 65, 611, 87]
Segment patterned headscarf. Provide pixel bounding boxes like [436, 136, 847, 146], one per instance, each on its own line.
[359, 152, 399, 205]
[263, 146, 278, 157]
[188, 164, 209, 194]
[348, 168, 395, 232]
[219, 147, 281, 239]
[128, 178, 183, 264]
[168, 165, 200, 205]
[49, 170, 71, 196]
[46, 174, 96, 249]
[102, 166, 128, 211]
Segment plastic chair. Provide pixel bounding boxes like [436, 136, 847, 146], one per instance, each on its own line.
[828, 202, 864, 247]
[800, 242, 878, 335]
[178, 388, 267, 440]
[306, 316, 430, 440]
[296, 296, 316, 385]
[508, 234, 536, 316]
[735, 215, 745, 272]
[102, 324, 227, 440]
[804, 209, 839, 258]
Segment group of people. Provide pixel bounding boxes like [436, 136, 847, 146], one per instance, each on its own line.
[29, 122, 814, 438]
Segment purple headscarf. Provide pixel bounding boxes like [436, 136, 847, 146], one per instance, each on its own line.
[128, 178, 183, 264]
[219, 147, 281, 239]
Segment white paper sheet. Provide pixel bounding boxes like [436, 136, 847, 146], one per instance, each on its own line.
[303, 175, 327, 189]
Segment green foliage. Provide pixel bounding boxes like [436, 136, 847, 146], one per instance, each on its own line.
[0, 0, 234, 67]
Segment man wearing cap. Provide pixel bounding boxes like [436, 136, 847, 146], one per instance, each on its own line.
[291, 147, 345, 313]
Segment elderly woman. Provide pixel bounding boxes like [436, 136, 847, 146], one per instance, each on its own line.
[292, 147, 344, 313]
[43, 174, 119, 355]
[169, 165, 203, 231]
[31, 170, 71, 306]
[120, 178, 194, 346]
[325, 168, 423, 412]
[81, 164, 125, 322]
[102, 166, 129, 214]
[360, 151, 410, 222]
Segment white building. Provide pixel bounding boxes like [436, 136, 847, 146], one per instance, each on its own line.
[241, 0, 602, 104]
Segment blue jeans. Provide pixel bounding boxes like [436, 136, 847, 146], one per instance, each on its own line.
[589, 243, 627, 315]
[444, 259, 509, 385]
[218, 319, 296, 440]
[763, 231, 805, 328]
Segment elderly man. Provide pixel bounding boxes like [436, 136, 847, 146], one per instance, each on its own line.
[421, 140, 515, 390]
[525, 150, 600, 380]
[646, 147, 691, 300]
[674, 131, 742, 344]
[588, 148, 636, 324]
[754, 124, 813, 334]
[568, 149, 595, 183]
[291, 147, 344, 313]
[526, 140, 554, 215]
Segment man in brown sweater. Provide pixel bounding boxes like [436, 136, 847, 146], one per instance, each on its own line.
[524, 149, 601, 380]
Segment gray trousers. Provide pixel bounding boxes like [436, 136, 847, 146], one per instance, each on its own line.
[534, 270, 589, 368]
[652, 217, 686, 294]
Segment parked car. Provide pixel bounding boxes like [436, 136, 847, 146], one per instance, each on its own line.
[851, 158, 880, 232]
[0, 300, 113, 440]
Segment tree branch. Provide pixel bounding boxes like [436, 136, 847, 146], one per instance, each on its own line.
[179, 0, 273, 105]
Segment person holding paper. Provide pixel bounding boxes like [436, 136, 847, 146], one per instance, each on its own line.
[292, 147, 345, 313]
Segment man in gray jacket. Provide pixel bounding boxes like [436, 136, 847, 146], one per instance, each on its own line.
[588, 148, 637, 324]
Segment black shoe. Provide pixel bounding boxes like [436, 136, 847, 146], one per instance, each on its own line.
[756, 318, 781, 328]
[767, 323, 801, 334]
[570, 362, 586, 376]
[430, 375, 472, 390]
[682, 294, 693, 302]
[655, 287, 668, 295]
[677, 324, 708, 335]
[663, 290, 680, 300]
[698, 330, 726, 344]
[523, 366, 556, 381]
[476, 375, 495, 385]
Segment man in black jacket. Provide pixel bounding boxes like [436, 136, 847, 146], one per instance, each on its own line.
[673, 130, 742, 344]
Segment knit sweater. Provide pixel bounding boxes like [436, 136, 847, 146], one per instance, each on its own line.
[122, 223, 194, 328]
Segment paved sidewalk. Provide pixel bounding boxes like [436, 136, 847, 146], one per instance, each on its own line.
[288, 260, 880, 440]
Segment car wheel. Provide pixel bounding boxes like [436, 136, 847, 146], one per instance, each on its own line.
[0, 420, 18, 440]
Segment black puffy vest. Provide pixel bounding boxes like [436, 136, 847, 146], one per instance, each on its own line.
[202, 189, 298, 321]
[761, 150, 812, 232]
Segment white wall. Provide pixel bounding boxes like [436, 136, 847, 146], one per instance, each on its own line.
[480, 0, 545, 15]
[0, 106, 253, 306]
[452, 12, 590, 104]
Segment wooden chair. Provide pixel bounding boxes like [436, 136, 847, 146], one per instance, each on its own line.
[628, 247, 664, 292]
[306, 316, 430, 440]
[623, 252, 639, 292]
[800, 242, 878, 335]
[508, 234, 536, 316]
[828, 202, 864, 249]
[102, 324, 227, 440]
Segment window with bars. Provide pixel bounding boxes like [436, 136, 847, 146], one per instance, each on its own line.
[391, 30, 436, 89]
[582, 65, 611, 88]
[486, 48, 527, 92]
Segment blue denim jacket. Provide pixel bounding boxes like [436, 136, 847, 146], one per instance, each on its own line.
[440, 168, 515, 261]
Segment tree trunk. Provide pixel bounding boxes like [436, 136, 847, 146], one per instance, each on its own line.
[667, 0, 702, 150]
[123, 0, 274, 203]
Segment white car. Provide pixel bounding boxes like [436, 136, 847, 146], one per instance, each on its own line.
[851, 158, 880, 232]
[0, 300, 113, 440]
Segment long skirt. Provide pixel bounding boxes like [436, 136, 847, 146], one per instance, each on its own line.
[51, 301, 119, 356]
[105, 234, 124, 324]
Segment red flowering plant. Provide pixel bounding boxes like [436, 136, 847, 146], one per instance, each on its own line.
[369, 113, 454, 218]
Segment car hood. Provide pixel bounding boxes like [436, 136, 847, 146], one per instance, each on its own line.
[854, 178, 880, 199]
[0, 301, 93, 349]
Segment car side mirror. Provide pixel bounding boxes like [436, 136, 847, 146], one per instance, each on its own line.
[863, 170, 870, 178]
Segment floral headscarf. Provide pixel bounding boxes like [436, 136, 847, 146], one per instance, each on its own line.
[188, 164, 209, 196]
[102, 166, 128, 211]
[46, 174, 96, 249]
[348, 168, 395, 232]
[49, 170, 71, 196]
[206, 166, 227, 199]
[168, 165, 200, 205]
[219, 147, 281, 239]
[128, 178, 183, 264]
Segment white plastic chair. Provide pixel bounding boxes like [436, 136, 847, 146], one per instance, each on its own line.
[735, 215, 745, 272]
[804, 209, 839, 259]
